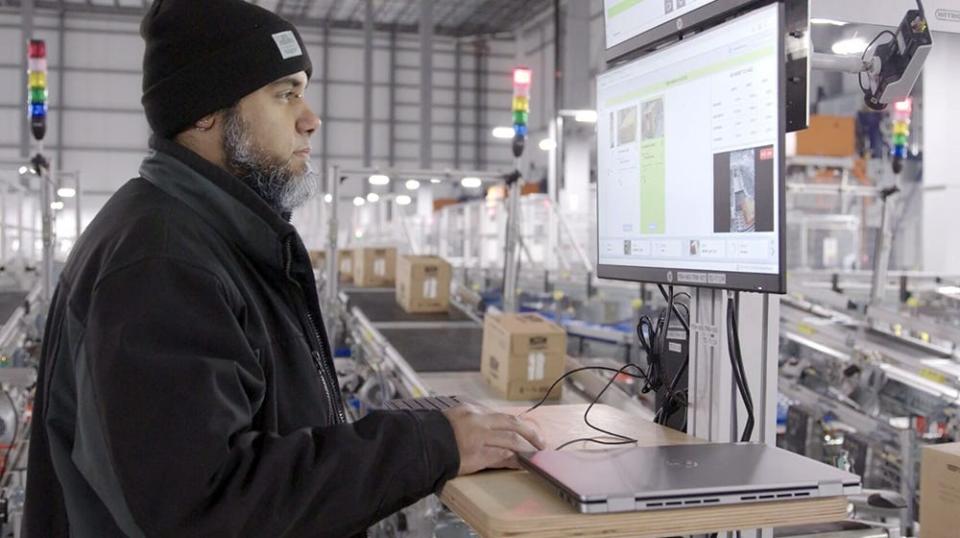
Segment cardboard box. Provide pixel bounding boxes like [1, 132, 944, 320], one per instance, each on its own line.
[481, 313, 566, 401]
[353, 247, 397, 288]
[307, 250, 356, 282]
[307, 250, 325, 270]
[396, 255, 452, 313]
[338, 249, 354, 283]
[920, 443, 960, 537]
[795, 115, 856, 157]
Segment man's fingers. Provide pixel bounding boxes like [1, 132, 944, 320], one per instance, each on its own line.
[485, 429, 538, 453]
[486, 413, 547, 450]
[493, 451, 522, 470]
[480, 447, 520, 470]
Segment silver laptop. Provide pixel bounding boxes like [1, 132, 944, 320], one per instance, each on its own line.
[518, 443, 861, 514]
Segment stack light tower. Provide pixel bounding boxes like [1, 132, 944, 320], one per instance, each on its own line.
[27, 38, 55, 304]
[511, 67, 531, 159]
[502, 67, 532, 313]
[28, 39, 48, 142]
[890, 97, 912, 174]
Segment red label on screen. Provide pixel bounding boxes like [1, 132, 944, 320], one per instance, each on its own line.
[759, 147, 774, 160]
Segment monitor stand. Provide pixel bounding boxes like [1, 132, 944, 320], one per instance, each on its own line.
[687, 289, 780, 538]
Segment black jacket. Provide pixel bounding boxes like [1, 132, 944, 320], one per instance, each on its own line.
[23, 137, 460, 538]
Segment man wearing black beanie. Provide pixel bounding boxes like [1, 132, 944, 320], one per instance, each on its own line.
[22, 1, 545, 537]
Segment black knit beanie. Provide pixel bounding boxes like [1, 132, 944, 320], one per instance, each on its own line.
[141, 0, 313, 138]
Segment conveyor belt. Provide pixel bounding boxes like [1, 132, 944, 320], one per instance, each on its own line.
[0, 291, 28, 322]
[781, 302, 948, 361]
[378, 326, 484, 372]
[344, 288, 472, 323]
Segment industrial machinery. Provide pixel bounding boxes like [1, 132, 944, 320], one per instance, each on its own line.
[811, 0, 933, 112]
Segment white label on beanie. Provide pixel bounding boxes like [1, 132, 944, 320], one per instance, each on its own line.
[272, 31, 303, 60]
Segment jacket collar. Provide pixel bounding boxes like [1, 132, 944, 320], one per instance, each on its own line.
[139, 136, 297, 270]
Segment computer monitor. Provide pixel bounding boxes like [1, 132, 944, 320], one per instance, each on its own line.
[596, 2, 785, 293]
[603, 0, 763, 63]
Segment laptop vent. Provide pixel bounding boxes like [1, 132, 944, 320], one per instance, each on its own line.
[701, 498, 720, 504]
[742, 491, 816, 502]
[646, 502, 663, 508]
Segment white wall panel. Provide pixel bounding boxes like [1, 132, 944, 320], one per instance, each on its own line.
[325, 120, 364, 157]
[64, 32, 142, 70]
[327, 47, 365, 82]
[61, 150, 145, 192]
[0, 29, 23, 65]
[0, 111, 20, 145]
[0, 67, 20, 104]
[63, 71, 141, 109]
[62, 111, 149, 148]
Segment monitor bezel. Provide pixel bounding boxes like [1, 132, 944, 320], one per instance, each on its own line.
[595, 1, 787, 294]
[604, 0, 769, 64]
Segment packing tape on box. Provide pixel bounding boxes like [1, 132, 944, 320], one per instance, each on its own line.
[423, 276, 438, 299]
[527, 352, 546, 381]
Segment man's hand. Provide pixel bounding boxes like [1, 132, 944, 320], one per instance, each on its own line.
[441, 404, 546, 476]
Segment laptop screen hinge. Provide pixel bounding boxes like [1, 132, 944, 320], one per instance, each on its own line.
[607, 496, 635, 512]
[817, 480, 844, 497]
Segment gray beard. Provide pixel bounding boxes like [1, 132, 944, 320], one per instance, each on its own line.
[222, 108, 319, 214]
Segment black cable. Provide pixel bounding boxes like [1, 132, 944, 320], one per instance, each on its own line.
[522, 365, 652, 417]
[654, 286, 691, 427]
[858, 30, 897, 94]
[635, 315, 663, 394]
[726, 295, 755, 442]
[555, 436, 636, 451]
[657, 284, 689, 333]
[580, 363, 648, 445]
[523, 364, 653, 450]
[731, 306, 754, 440]
[726, 300, 750, 441]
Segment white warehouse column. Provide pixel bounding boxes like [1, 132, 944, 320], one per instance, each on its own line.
[922, 31, 960, 274]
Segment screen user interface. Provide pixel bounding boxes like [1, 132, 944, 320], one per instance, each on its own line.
[597, 4, 780, 283]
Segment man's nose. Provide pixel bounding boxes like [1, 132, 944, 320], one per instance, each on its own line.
[299, 104, 321, 136]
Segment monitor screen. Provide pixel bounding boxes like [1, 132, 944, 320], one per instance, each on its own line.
[596, 3, 785, 293]
[604, 0, 721, 49]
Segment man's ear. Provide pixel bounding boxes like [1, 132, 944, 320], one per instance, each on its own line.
[194, 114, 216, 132]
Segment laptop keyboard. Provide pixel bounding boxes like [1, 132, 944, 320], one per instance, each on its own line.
[382, 395, 467, 411]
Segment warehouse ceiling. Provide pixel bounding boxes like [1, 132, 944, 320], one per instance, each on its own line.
[4, 0, 554, 36]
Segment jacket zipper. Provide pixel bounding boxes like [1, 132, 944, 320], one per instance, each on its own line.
[284, 239, 346, 424]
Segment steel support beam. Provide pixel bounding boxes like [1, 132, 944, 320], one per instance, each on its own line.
[418, 0, 434, 169]
[362, 0, 373, 167]
[473, 39, 486, 169]
[20, 0, 35, 159]
[320, 22, 330, 182]
[388, 29, 396, 166]
[453, 39, 462, 169]
[56, 8, 66, 171]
